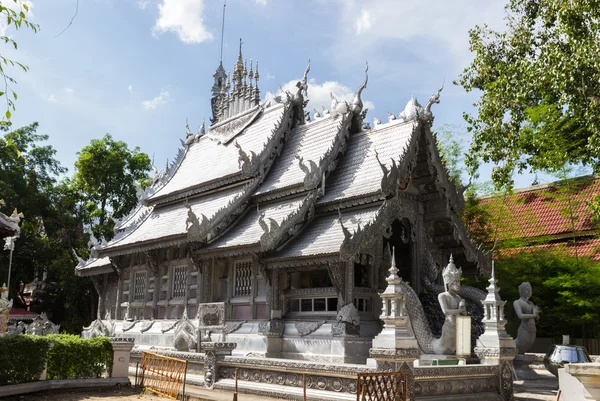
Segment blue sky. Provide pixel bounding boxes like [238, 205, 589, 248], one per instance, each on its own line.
[3, 0, 560, 189]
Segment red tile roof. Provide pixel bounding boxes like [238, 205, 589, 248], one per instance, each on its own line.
[499, 238, 600, 261]
[478, 176, 600, 241]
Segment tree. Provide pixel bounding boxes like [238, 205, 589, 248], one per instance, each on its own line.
[0, 1, 38, 123]
[74, 134, 151, 240]
[457, 0, 600, 189]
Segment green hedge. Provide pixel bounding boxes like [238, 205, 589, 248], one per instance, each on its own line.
[0, 335, 50, 385]
[46, 334, 113, 379]
[0, 334, 114, 385]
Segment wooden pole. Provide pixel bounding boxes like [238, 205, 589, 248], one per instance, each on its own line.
[182, 361, 188, 401]
[303, 373, 306, 401]
[232, 367, 238, 401]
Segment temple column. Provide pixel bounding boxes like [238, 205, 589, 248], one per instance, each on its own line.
[115, 273, 123, 320]
[145, 250, 161, 319]
[90, 275, 105, 320]
[259, 267, 283, 357]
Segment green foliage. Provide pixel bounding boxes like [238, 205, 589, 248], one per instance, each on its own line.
[0, 123, 95, 333]
[74, 134, 151, 240]
[0, 334, 50, 385]
[0, 1, 39, 124]
[46, 334, 113, 379]
[434, 124, 467, 186]
[495, 250, 600, 339]
[457, 0, 600, 190]
[0, 335, 114, 384]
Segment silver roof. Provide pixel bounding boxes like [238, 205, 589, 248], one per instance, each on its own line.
[202, 196, 305, 251]
[319, 120, 416, 204]
[149, 104, 285, 202]
[273, 205, 382, 259]
[106, 184, 246, 250]
[255, 115, 344, 196]
[75, 256, 112, 276]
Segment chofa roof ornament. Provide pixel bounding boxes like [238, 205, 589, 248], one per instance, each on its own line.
[351, 61, 368, 115]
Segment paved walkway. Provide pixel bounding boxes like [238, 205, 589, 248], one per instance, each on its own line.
[514, 369, 558, 401]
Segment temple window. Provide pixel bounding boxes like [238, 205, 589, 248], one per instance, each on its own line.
[171, 266, 187, 298]
[133, 271, 146, 301]
[353, 297, 371, 313]
[233, 259, 252, 297]
[289, 297, 338, 313]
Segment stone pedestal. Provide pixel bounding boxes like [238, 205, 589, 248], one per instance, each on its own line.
[201, 342, 236, 388]
[110, 338, 135, 379]
[564, 363, 600, 400]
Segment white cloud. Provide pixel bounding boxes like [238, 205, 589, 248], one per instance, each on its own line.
[355, 9, 371, 35]
[255, 0, 267, 5]
[143, 89, 170, 110]
[47, 94, 57, 104]
[0, 1, 34, 36]
[152, 0, 213, 44]
[137, 0, 151, 9]
[128, 85, 133, 94]
[333, 0, 506, 69]
[64, 88, 74, 95]
[265, 78, 374, 117]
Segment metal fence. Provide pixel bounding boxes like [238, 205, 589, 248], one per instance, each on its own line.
[137, 351, 188, 400]
[356, 371, 409, 401]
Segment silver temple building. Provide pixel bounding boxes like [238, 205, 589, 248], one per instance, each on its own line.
[75, 43, 493, 367]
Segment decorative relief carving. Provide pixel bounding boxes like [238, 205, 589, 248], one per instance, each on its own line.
[208, 105, 263, 144]
[295, 320, 325, 336]
[197, 302, 226, 330]
[225, 320, 246, 334]
[140, 320, 155, 333]
[122, 320, 139, 332]
[218, 366, 359, 395]
[326, 263, 345, 296]
[161, 320, 179, 333]
[204, 350, 217, 388]
[173, 311, 196, 351]
[258, 318, 284, 337]
[499, 361, 514, 401]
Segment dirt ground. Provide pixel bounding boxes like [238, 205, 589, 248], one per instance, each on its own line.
[2, 388, 166, 401]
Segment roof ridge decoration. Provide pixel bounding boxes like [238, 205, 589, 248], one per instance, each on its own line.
[286, 60, 310, 125]
[351, 61, 369, 131]
[258, 191, 317, 251]
[338, 194, 418, 263]
[295, 111, 353, 194]
[375, 123, 421, 198]
[370, 85, 444, 129]
[143, 141, 188, 202]
[111, 206, 154, 243]
[235, 140, 260, 178]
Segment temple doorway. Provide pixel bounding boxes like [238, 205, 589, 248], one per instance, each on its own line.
[381, 219, 412, 289]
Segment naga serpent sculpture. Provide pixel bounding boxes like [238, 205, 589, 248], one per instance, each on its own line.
[401, 251, 486, 354]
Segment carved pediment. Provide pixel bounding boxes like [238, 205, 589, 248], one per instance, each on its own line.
[339, 195, 417, 262]
[207, 106, 263, 144]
